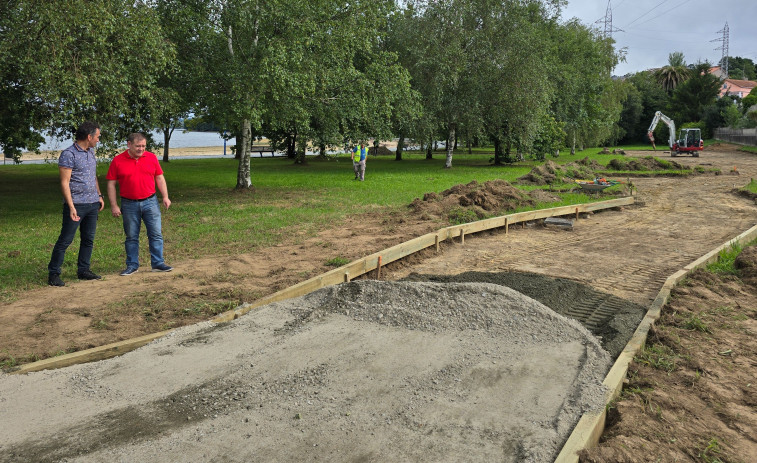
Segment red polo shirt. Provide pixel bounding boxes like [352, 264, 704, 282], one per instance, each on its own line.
[106, 150, 164, 200]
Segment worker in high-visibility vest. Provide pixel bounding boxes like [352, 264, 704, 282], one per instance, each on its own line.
[352, 142, 367, 181]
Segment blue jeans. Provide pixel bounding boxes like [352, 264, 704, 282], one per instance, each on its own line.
[121, 196, 164, 269]
[48, 202, 100, 276]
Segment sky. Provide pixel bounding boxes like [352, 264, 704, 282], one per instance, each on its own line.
[560, 0, 757, 77]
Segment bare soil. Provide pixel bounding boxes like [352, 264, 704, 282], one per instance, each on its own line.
[1, 143, 756, 461]
[579, 257, 757, 462]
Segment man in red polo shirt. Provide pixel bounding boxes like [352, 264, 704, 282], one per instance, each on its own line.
[106, 133, 173, 275]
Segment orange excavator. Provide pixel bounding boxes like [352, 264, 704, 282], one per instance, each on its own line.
[647, 111, 703, 157]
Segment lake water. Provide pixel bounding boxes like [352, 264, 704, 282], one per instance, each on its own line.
[6, 131, 413, 164]
[38, 130, 235, 151]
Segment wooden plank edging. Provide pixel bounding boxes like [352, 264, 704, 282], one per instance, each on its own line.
[555, 222, 757, 463]
[11, 330, 173, 375]
[11, 196, 634, 374]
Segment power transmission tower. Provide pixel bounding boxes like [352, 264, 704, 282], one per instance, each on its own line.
[711, 22, 729, 78]
[596, 0, 623, 39]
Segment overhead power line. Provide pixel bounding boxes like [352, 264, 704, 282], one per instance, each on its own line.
[623, 0, 672, 28]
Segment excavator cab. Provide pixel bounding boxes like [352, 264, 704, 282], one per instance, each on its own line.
[672, 128, 702, 157]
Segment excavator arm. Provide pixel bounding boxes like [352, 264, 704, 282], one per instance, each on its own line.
[647, 111, 676, 150]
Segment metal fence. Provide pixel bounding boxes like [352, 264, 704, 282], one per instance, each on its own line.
[715, 128, 757, 146]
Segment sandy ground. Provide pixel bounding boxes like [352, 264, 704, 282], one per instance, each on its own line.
[9, 145, 234, 161]
[0, 143, 756, 461]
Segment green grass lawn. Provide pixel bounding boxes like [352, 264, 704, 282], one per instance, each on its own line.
[0, 149, 639, 300]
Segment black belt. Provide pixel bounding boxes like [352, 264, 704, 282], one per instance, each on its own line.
[121, 193, 156, 202]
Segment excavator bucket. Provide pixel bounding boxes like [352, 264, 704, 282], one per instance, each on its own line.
[647, 131, 656, 150]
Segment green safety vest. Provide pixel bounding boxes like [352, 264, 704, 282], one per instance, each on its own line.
[353, 146, 366, 162]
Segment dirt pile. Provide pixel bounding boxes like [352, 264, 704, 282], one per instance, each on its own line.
[371, 145, 394, 156]
[517, 158, 603, 185]
[606, 156, 683, 171]
[409, 179, 546, 222]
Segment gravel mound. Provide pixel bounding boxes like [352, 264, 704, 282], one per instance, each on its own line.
[402, 271, 648, 359]
[1, 281, 612, 463]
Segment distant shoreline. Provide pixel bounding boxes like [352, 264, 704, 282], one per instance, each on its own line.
[4, 145, 230, 161]
[4, 139, 403, 162]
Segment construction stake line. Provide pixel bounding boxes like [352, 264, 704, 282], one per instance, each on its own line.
[555, 222, 757, 463]
[10, 197, 634, 375]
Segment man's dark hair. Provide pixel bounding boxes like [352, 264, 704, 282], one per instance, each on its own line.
[75, 121, 100, 141]
[127, 132, 147, 143]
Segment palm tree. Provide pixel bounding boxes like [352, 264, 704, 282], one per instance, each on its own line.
[655, 52, 690, 93]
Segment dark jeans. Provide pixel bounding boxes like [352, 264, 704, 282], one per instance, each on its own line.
[48, 202, 100, 276]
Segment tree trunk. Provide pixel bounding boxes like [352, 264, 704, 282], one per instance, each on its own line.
[454, 132, 458, 151]
[426, 136, 433, 160]
[294, 138, 307, 164]
[493, 138, 502, 165]
[286, 134, 296, 159]
[444, 123, 455, 168]
[505, 128, 512, 163]
[162, 128, 171, 163]
[395, 134, 404, 161]
[236, 119, 252, 189]
[319, 142, 326, 158]
[571, 131, 576, 155]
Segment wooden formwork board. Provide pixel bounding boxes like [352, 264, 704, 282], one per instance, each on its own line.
[11, 196, 634, 374]
[555, 222, 757, 463]
[11, 330, 173, 375]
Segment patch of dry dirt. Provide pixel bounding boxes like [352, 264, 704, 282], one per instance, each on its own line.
[579, 254, 757, 462]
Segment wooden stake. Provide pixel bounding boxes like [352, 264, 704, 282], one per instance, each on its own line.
[376, 256, 382, 280]
[576, 207, 579, 220]
[344, 271, 350, 282]
[435, 234, 440, 252]
[460, 229, 465, 244]
[505, 217, 509, 234]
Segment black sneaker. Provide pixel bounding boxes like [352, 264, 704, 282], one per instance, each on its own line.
[151, 263, 173, 272]
[48, 274, 65, 287]
[78, 270, 102, 280]
[120, 267, 139, 276]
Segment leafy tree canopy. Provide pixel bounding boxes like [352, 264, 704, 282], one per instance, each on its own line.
[1, 0, 173, 159]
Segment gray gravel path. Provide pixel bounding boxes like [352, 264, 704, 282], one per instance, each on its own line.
[0, 281, 611, 463]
